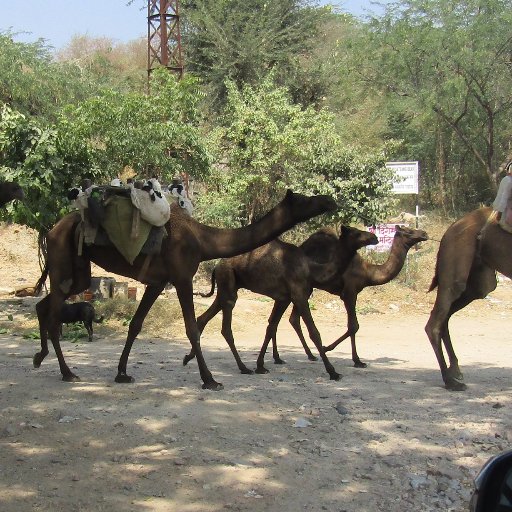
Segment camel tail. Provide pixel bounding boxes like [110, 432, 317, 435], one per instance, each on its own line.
[427, 258, 439, 292]
[33, 231, 49, 297]
[33, 263, 49, 297]
[427, 274, 438, 292]
[195, 269, 217, 298]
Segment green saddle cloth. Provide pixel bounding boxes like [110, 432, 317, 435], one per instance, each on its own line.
[101, 196, 153, 265]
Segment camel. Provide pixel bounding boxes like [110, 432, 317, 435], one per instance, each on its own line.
[184, 226, 378, 379]
[0, 180, 24, 207]
[287, 225, 428, 368]
[32, 190, 337, 390]
[425, 206, 511, 391]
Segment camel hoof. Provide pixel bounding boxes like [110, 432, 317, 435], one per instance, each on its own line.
[62, 374, 81, 383]
[115, 373, 135, 384]
[33, 353, 44, 368]
[330, 372, 342, 381]
[202, 381, 224, 391]
[444, 379, 467, 391]
[354, 361, 367, 369]
[240, 367, 254, 375]
[307, 355, 318, 361]
[183, 354, 194, 366]
[274, 358, 286, 365]
[324, 344, 335, 352]
[255, 367, 269, 374]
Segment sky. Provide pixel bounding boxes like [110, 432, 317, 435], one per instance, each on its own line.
[0, 0, 388, 51]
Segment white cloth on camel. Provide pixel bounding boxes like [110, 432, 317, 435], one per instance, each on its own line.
[130, 186, 170, 227]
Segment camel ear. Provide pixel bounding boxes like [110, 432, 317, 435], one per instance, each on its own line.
[285, 189, 294, 200]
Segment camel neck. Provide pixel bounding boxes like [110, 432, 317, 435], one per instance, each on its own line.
[366, 238, 411, 286]
[195, 205, 300, 261]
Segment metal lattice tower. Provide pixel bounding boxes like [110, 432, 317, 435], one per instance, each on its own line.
[147, 0, 183, 79]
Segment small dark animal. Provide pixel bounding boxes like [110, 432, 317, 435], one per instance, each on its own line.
[60, 302, 104, 342]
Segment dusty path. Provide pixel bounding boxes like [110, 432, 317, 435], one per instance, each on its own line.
[1, 288, 511, 512]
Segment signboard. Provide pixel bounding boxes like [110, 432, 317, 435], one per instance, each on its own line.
[366, 224, 404, 252]
[387, 161, 419, 195]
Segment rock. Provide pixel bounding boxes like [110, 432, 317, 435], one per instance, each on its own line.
[335, 403, 350, 416]
[293, 417, 312, 428]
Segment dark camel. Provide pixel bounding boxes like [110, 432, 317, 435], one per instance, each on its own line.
[288, 225, 428, 367]
[0, 181, 24, 207]
[184, 226, 378, 378]
[425, 206, 511, 391]
[32, 190, 337, 389]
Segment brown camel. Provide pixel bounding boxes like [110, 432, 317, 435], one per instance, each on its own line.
[287, 225, 428, 367]
[32, 190, 337, 390]
[0, 180, 24, 207]
[184, 226, 378, 379]
[425, 206, 511, 391]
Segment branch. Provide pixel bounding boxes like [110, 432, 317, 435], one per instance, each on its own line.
[432, 105, 487, 168]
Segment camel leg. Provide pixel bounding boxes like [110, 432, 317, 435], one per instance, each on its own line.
[175, 280, 223, 391]
[289, 305, 318, 361]
[185, 289, 252, 374]
[270, 303, 287, 365]
[324, 296, 366, 368]
[439, 289, 489, 390]
[182, 298, 223, 366]
[426, 264, 496, 391]
[425, 308, 451, 384]
[116, 284, 165, 384]
[296, 301, 341, 381]
[34, 292, 79, 381]
[425, 299, 465, 390]
[190, 295, 252, 374]
[256, 301, 289, 374]
[50, 293, 79, 381]
[219, 299, 253, 374]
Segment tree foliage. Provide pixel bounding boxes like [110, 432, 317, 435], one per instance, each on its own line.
[181, 0, 331, 109]
[195, 76, 395, 228]
[0, 69, 210, 231]
[0, 32, 104, 123]
[337, 0, 512, 210]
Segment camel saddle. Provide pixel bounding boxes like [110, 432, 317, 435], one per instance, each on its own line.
[79, 195, 167, 265]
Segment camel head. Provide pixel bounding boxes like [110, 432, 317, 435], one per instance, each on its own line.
[394, 225, 429, 247]
[0, 181, 24, 208]
[283, 190, 337, 223]
[339, 225, 379, 251]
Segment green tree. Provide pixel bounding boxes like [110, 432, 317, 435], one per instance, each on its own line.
[0, 103, 67, 230]
[181, 0, 330, 109]
[0, 32, 104, 123]
[0, 69, 210, 231]
[196, 76, 395, 228]
[341, 0, 512, 211]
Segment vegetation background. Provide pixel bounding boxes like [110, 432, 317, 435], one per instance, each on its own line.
[1, 0, 511, 236]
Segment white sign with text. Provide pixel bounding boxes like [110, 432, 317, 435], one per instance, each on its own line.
[387, 161, 419, 195]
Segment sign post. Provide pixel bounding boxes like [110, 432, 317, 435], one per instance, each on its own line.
[366, 161, 420, 252]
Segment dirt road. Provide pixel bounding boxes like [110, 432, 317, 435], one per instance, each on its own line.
[1, 285, 511, 512]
